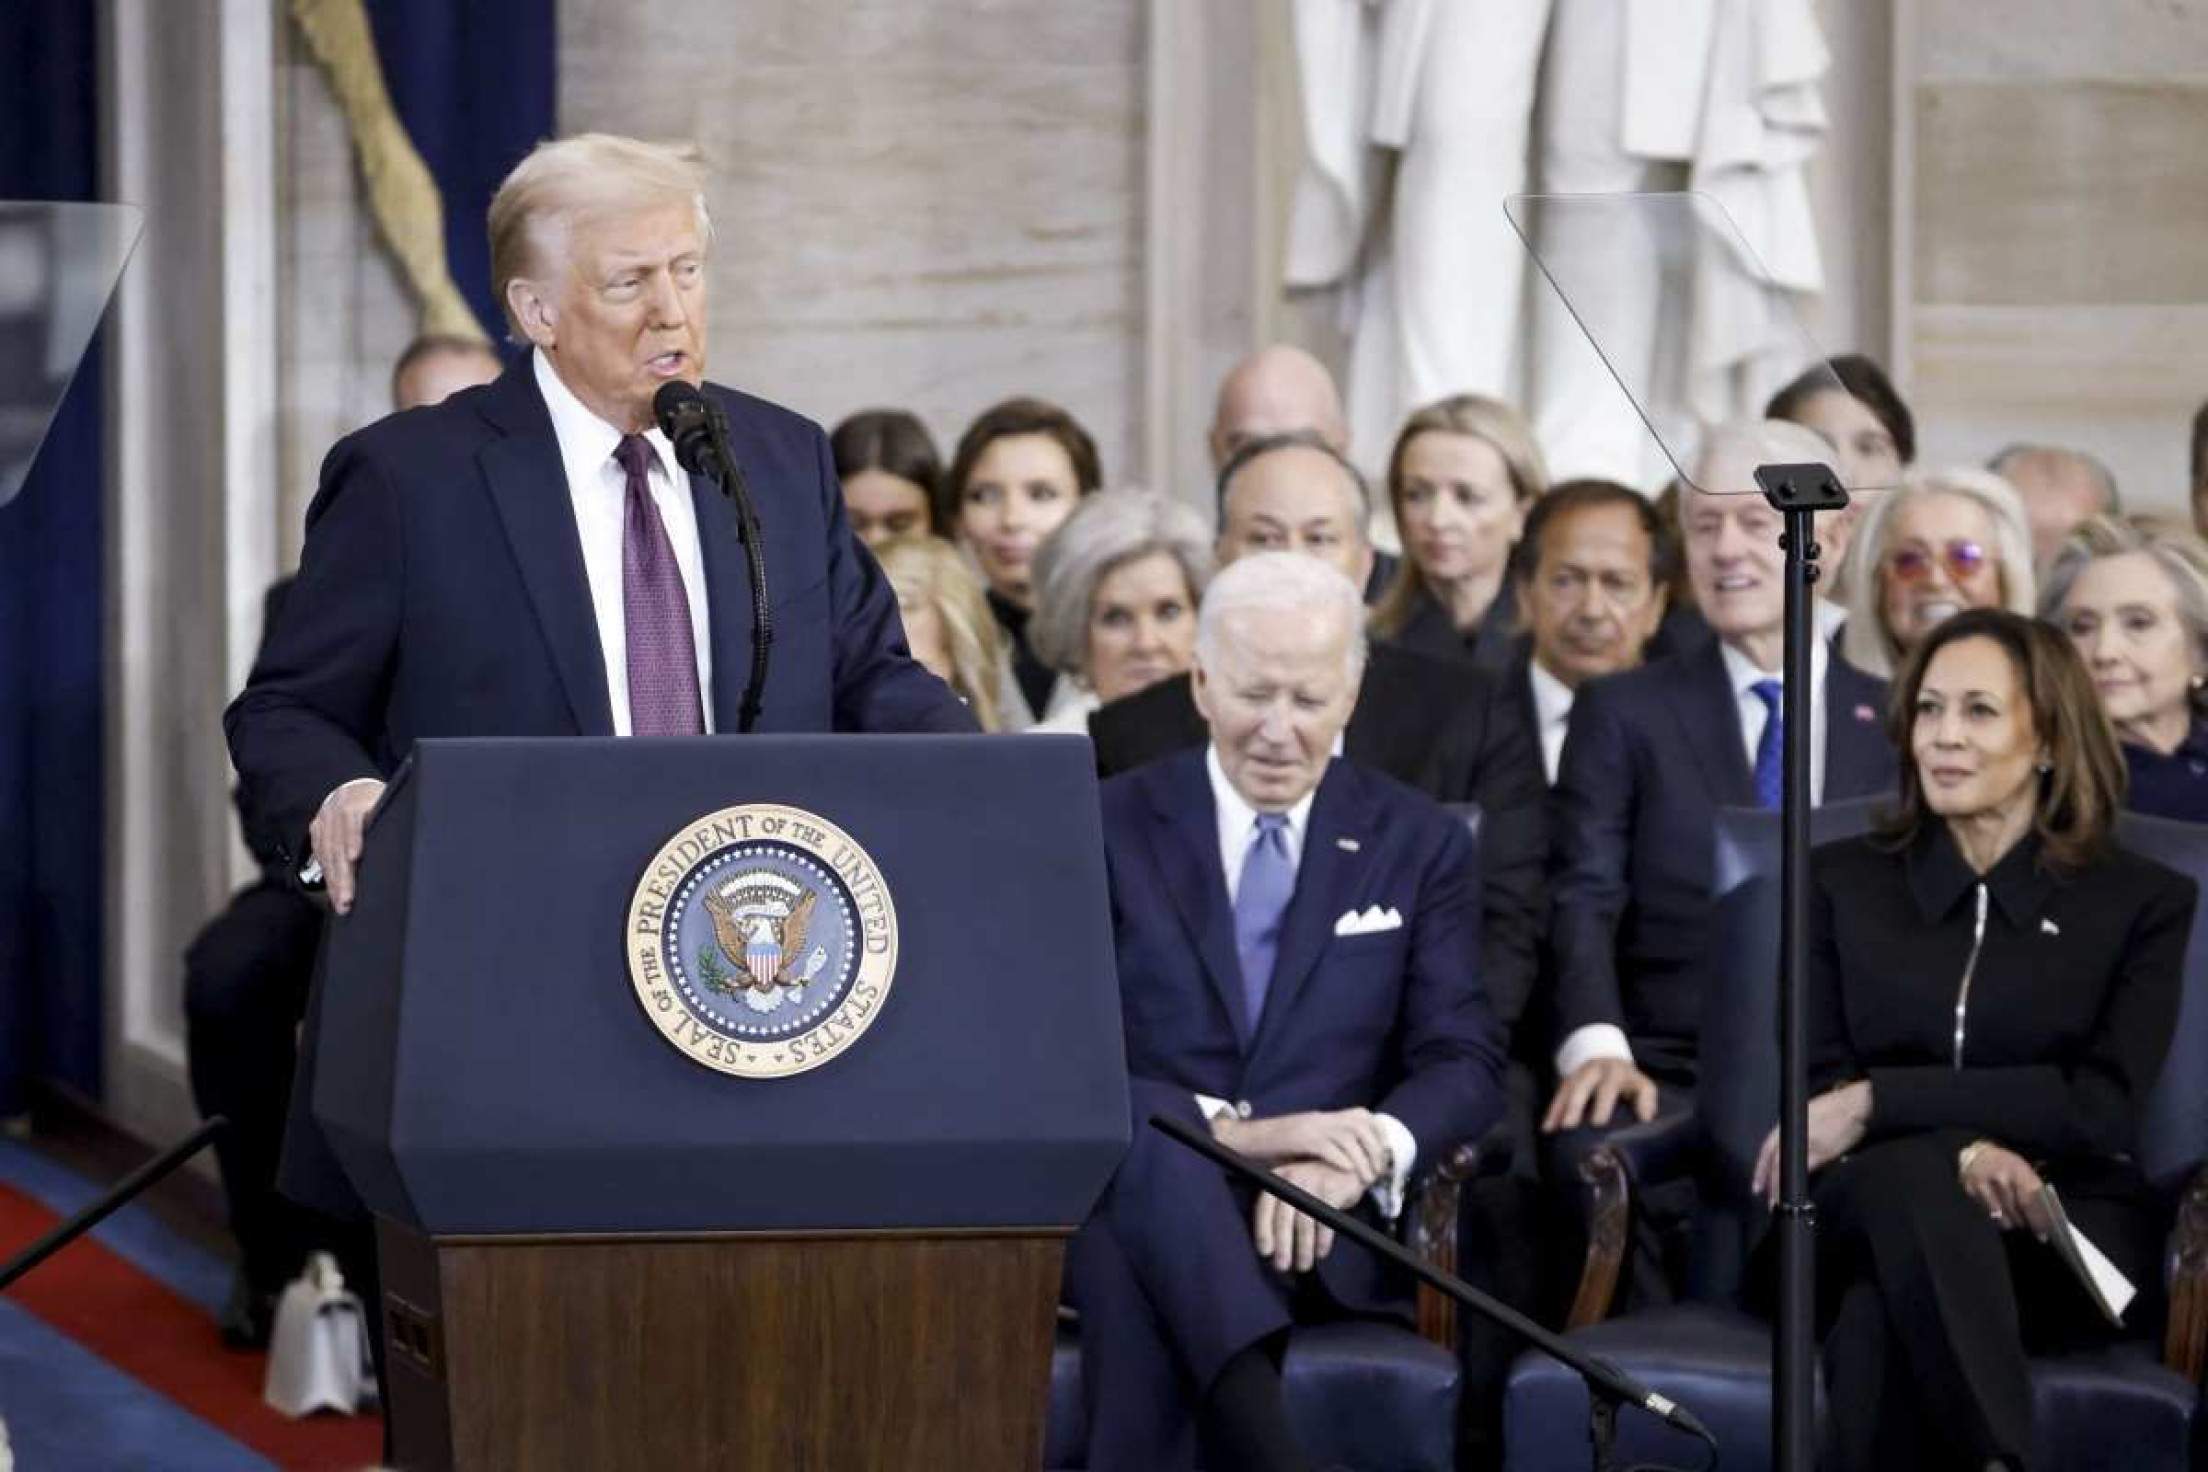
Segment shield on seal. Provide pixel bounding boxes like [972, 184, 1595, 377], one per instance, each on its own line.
[743, 913, 784, 987]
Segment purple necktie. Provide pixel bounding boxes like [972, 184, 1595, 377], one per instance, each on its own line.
[614, 434, 703, 736]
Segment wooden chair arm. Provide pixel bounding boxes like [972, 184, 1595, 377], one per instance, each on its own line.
[1405, 1137, 1491, 1349]
[1563, 1144, 1632, 1331]
[2163, 1162, 2208, 1384]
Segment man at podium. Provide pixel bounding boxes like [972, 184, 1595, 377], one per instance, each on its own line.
[226, 132, 973, 917]
[1068, 552, 1506, 1471]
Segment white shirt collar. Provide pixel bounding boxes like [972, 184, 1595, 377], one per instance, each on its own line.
[1206, 744, 1319, 882]
[1718, 632, 1827, 700]
[1527, 658, 1576, 732]
[532, 348, 679, 485]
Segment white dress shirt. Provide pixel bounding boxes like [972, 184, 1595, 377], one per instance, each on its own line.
[1196, 747, 1418, 1219]
[1527, 658, 1576, 785]
[1554, 633, 1831, 1078]
[534, 349, 715, 736]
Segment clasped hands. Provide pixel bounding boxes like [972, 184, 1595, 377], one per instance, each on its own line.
[1211, 1108, 1395, 1275]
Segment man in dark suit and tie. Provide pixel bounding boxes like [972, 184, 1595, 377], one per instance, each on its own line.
[1068, 551, 1506, 1472]
[1088, 431, 1547, 1042]
[227, 133, 972, 916]
[1543, 421, 1898, 1132]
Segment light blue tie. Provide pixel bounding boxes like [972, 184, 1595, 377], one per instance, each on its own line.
[1233, 814, 1296, 1037]
[1751, 679, 1784, 811]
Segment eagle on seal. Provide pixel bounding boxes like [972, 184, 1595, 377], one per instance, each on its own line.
[703, 888, 818, 992]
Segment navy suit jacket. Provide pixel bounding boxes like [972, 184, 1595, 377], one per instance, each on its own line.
[1547, 639, 1896, 1080]
[1101, 750, 1506, 1168]
[225, 363, 972, 864]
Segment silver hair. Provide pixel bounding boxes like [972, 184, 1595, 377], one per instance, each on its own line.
[2040, 513, 2208, 713]
[1838, 466, 2038, 678]
[1195, 551, 1369, 683]
[1689, 418, 1839, 491]
[1027, 489, 1214, 678]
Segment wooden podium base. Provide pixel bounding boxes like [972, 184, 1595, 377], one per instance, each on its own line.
[376, 1218, 1066, 1471]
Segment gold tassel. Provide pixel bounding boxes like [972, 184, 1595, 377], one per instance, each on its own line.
[289, 0, 491, 343]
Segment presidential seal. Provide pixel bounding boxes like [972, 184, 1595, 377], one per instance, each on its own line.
[625, 803, 898, 1078]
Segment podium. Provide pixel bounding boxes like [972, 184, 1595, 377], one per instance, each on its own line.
[313, 735, 1131, 1470]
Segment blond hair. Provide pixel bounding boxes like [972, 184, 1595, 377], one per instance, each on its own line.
[487, 133, 712, 338]
[1372, 394, 1548, 639]
[874, 536, 1008, 732]
[1839, 467, 2037, 679]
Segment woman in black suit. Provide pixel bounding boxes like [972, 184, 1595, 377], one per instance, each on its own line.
[1751, 607, 2197, 1470]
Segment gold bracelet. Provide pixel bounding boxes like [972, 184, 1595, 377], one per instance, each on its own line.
[1956, 1138, 1995, 1183]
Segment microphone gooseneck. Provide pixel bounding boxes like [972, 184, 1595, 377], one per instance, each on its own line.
[649, 381, 772, 733]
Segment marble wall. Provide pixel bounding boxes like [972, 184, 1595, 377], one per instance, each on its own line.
[559, 1, 1149, 490]
[1898, 0, 2208, 513]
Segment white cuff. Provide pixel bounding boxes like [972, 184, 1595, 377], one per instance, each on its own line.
[1554, 1023, 1635, 1081]
[1366, 1112, 1418, 1221]
[1194, 1094, 1236, 1123]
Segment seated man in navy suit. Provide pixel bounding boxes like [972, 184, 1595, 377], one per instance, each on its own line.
[1541, 421, 1898, 1294]
[1069, 552, 1506, 1472]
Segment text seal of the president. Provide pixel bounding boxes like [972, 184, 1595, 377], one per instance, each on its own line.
[626, 803, 898, 1078]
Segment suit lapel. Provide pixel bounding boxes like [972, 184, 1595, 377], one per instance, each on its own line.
[1671, 642, 1755, 806]
[1143, 759, 1249, 1040]
[476, 370, 613, 736]
[689, 469, 754, 731]
[1823, 658, 1893, 799]
[1248, 762, 1371, 1059]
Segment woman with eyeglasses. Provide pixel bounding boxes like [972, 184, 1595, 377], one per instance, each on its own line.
[2042, 513, 2208, 823]
[1837, 468, 2037, 679]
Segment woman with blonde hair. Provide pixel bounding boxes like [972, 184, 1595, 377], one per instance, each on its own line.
[873, 535, 1009, 732]
[1838, 467, 2036, 679]
[1371, 394, 1548, 669]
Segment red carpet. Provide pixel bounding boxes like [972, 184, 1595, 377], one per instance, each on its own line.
[0, 1181, 385, 1470]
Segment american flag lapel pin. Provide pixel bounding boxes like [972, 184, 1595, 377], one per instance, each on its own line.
[1336, 837, 1360, 852]
[1853, 704, 1877, 723]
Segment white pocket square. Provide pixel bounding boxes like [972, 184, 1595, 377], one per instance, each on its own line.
[1333, 905, 1404, 937]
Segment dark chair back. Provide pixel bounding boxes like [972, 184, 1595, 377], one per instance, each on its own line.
[2110, 812, 2208, 1190]
[1689, 798, 1882, 1298]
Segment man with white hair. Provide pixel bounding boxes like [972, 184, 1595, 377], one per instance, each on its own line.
[224, 135, 973, 1232]
[1068, 552, 1505, 1471]
[1541, 421, 1898, 1299]
[229, 133, 973, 914]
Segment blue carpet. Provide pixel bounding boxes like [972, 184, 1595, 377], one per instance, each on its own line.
[0, 1136, 230, 1313]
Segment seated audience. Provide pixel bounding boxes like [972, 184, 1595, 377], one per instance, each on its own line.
[186, 332, 502, 1345]
[1025, 489, 1211, 734]
[1208, 343, 1395, 604]
[1502, 479, 1674, 783]
[1750, 608, 2195, 1472]
[1989, 441, 2120, 569]
[1839, 468, 2036, 680]
[1765, 350, 1915, 595]
[830, 408, 942, 548]
[1087, 430, 1547, 1037]
[874, 534, 1009, 732]
[1066, 552, 1505, 1472]
[942, 397, 1102, 726]
[1547, 420, 1898, 1130]
[2043, 513, 2208, 822]
[1370, 394, 1548, 671]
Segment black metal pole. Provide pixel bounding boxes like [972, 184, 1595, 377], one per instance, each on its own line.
[0, 1116, 226, 1292]
[1754, 462, 1847, 1472]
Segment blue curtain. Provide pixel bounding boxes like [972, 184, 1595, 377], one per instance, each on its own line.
[366, 0, 558, 340]
[0, 1, 107, 1112]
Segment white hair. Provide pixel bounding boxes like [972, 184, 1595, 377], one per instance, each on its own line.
[1028, 488, 1213, 678]
[1195, 551, 1368, 682]
[1838, 466, 2038, 678]
[488, 133, 714, 338]
[1689, 418, 1839, 493]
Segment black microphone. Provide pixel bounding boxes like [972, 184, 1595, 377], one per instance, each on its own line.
[649, 379, 772, 734]
[1146, 1113, 1717, 1457]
